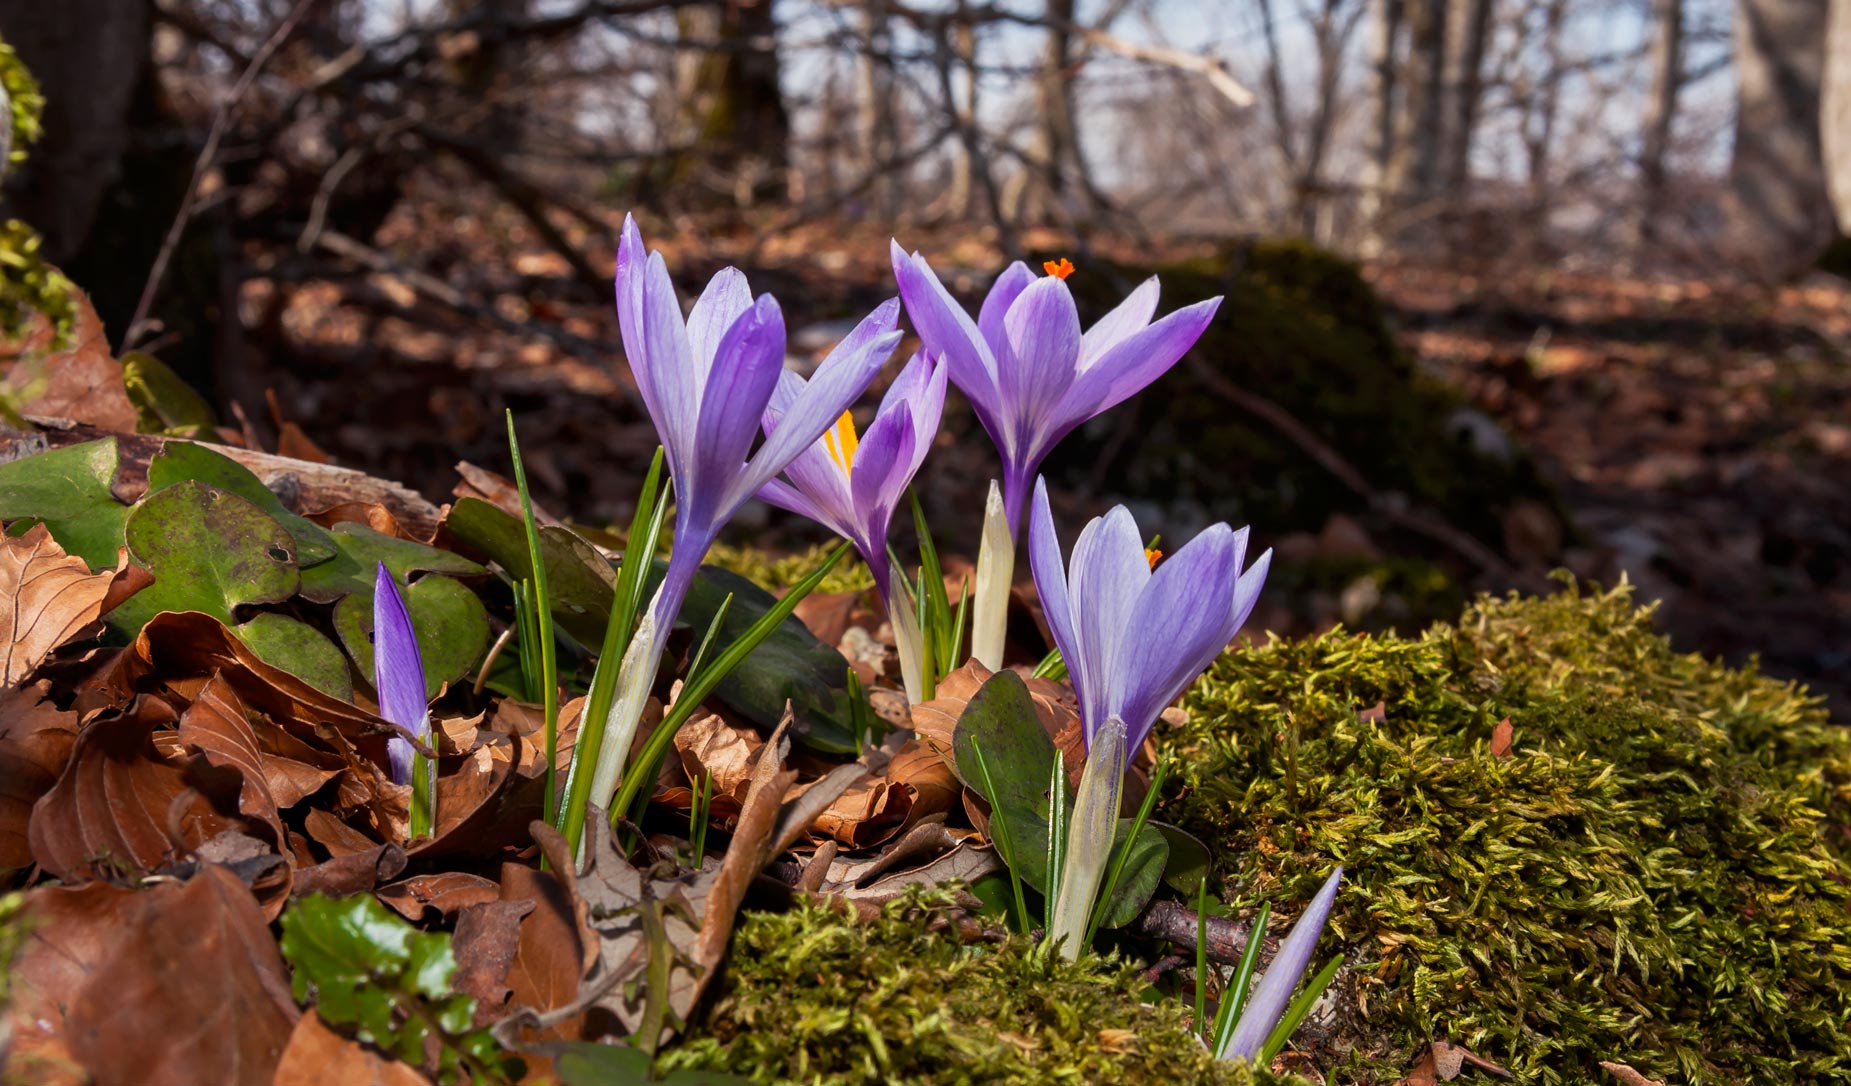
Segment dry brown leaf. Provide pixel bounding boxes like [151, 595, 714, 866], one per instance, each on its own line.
[293, 842, 408, 899]
[10, 866, 300, 1086]
[498, 854, 594, 1044]
[1490, 717, 1514, 758]
[1598, 1061, 1666, 1086]
[0, 681, 78, 871]
[2, 286, 140, 431]
[376, 871, 502, 922]
[0, 524, 115, 688]
[792, 589, 867, 649]
[451, 899, 537, 1026]
[273, 1010, 432, 1086]
[28, 695, 245, 884]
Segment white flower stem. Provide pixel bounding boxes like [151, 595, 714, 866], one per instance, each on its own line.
[971, 479, 1014, 671]
[1050, 715, 1128, 960]
[886, 583, 927, 706]
[584, 606, 664, 815]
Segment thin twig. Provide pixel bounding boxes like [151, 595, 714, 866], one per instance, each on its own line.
[123, 0, 317, 353]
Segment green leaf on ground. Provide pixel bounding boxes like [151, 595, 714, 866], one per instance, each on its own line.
[1098, 819, 1169, 929]
[109, 480, 299, 634]
[146, 440, 338, 567]
[952, 671, 1063, 893]
[236, 612, 353, 700]
[334, 575, 490, 698]
[122, 351, 217, 436]
[299, 521, 486, 604]
[0, 438, 131, 568]
[439, 496, 614, 645]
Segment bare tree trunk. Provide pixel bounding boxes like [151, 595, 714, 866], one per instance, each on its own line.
[1524, 0, 1569, 219]
[1729, 0, 1834, 276]
[1635, 0, 1685, 249]
[672, 0, 791, 207]
[1031, 0, 1085, 222]
[1820, 0, 1851, 232]
[1384, 0, 1448, 239]
[1360, 0, 1405, 255]
[1440, 0, 1493, 194]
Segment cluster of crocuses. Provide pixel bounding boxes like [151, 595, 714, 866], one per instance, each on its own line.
[367, 214, 1339, 1059]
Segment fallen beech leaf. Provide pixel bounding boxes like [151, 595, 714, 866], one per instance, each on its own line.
[273, 1010, 432, 1086]
[28, 695, 245, 883]
[1599, 1061, 1666, 1086]
[0, 681, 78, 870]
[792, 588, 866, 649]
[377, 871, 502, 922]
[1490, 717, 1514, 758]
[10, 866, 300, 1086]
[2, 286, 140, 432]
[497, 856, 593, 1043]
[293, 842, 408, 899]
[452, 899, 537, 1025]
[0, 523, 115, 688]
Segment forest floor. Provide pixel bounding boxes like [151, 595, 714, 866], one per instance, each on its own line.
[251, 205, 1851, 715]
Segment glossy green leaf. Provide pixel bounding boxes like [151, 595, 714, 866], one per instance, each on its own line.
[335, 574, 490, 698]
[1097, 818, 1170, 929]
[0, 437, 130, 568]
[236, 612, 353, 700]
[146, 440, 337, 567]
[1153, 821, 1213, 894]
[298, 521, 485, 603]
[122, 351, 216, 436]
[109, 480, 299, 634]
[952, 671, 1063, 893]
[440, 496, 616, 645]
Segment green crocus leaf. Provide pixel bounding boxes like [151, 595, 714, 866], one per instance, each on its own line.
[299, 521, 486, 604]
[146, 440, 338, 567]
[0, 437, 130, 568]
[335, 574, 490, 698]
[236, 611, 353, 700]
[109, 480, 299, 634]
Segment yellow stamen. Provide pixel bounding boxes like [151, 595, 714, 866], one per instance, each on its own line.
[1043, 257, 1074, 280]
[1145, 548, 1162, 569]
[824, 410, 859, 475]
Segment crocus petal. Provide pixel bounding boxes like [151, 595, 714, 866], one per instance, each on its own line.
[1232, 546, 1272, 633]
[1065, 505, 1149, 742]
[846, 407, 915, 595]
[373, 562, 428, 785]
[1027, 478, 1080, 694]
[1220, 867, 1344, 1061]
[1079, 276, 1159, 366]
[686, 295, 785, 534]
[615, 218, 697, 477]
[686, 266, 753, 382]
[999, 276, 1083, 453]
[728, 300, 899, 511]
[1064, 296, 1221, 420]
[757, 476, 835, 529]
[875, 352, 949, 481]
[1110, 524, 1239, 748]
[892, 247, 1004, 435]
[977, 261, 1036, 360]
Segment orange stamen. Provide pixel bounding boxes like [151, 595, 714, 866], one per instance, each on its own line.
[1145, 548, 1162, 569]
[1043, 257, 1074, 280]
[824, 410, 859, 475]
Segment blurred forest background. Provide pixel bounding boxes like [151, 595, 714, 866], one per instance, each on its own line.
[2, 0, 1848, 709]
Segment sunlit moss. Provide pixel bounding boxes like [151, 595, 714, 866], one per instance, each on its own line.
[666, 890, 1298, 1086]
[1164, 580, 1851, 1084]
[0, 37, 75, 346]
[705, 539, 876, 596]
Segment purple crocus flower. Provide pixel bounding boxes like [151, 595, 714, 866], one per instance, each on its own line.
[1026, 475, 1268, 956]
[583, 216, 903, 810]
[373, 561, 429, 787]
[758, 351, 948, 600]
[758, 351, 948, 703]
[1027, 477, 1269, 757]
[889, 246, 1222, 532]
[1220, 867, 1344, 1061]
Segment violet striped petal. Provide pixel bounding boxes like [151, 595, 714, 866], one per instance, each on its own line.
[1111, 524, 1240, 749]
[1065, 505, 1148, 743]
[977, 261, 1036, 360]
[686, 266, 753, 383]
[373, 561, 428, 786]
[1078, 276, 1160, 366]
[1064, 297, 1221, 420]
[1027, 477, 1080, 692]
[757, 477, 835, 532]
[999, 276, 1083, 451]
[687, 295, 785, 532]
[1220, 867, 1344, 1061]
[891, 245, 1004, 434]
[729, 301, 899, 511]
[846, 406, 915, 596]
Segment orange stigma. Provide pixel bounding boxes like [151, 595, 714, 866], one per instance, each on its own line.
[1043, 257, 1074, 280]
[824, 410, 859, 475]
[1145, 547, 1162, 569]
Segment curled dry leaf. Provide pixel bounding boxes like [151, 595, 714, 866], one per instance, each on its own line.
[1490, 717, 1514, 758]
[28, 695, 246, 885]
[451, 898, 539, 1026]
[0, 681, 78, 871]
[8, 866, 300, 1086]
[2, 286, 140, 432]
[498, 845, 596, 1047]
[0, 524, 118, 689]
[375, 871, 502, 922]
[272, 1010, 432, 1086]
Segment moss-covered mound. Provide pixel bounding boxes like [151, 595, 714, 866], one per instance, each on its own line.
[665, 892, 1283, 1086]
[1043, 241, 1559, 546]
[1168, 581, 1851, 1083]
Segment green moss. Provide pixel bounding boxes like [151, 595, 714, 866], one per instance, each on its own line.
[705, 539, 875, 596]
[1042, 240, 1562, 547]
[0, 37, 75, 346]
[1164, 581, 1851, 1084]
[666, 891, 1299, 1086]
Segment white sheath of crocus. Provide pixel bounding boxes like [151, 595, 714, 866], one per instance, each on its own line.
[970, 479, 1014, 670]
[1050, 713, 1129, 960]
[885, 584, 926, 706]
[585, 606, 664, 815]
